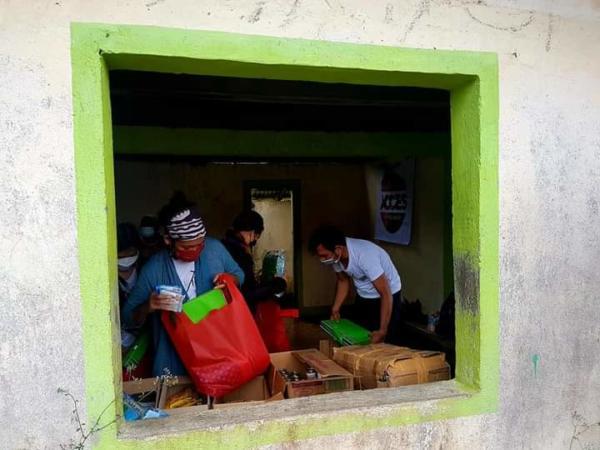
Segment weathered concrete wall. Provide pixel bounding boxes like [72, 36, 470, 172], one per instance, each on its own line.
[1, 1, 599, 449]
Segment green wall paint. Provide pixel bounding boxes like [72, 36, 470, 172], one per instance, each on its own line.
[114, 126, 450, 159]
[71, 23, 498, 448]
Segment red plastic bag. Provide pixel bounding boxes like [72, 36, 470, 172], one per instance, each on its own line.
[254, 300, 291, 353]
[162, 274, 270, 398]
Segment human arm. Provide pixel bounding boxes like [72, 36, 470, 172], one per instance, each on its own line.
[122, 267, 156, 328]
[331, 271, 351, 320]
[370, 274, 393, 343]
[244, 276, 287, 308]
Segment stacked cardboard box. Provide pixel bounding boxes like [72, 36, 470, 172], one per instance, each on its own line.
[333, 343, 450, 389]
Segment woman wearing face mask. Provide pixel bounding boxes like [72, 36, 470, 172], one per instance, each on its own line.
[121, 192, 245, 377]
[137, 215, 163, 265]
[222, 210, 289, 352]
[117, 223, 141, 305]
[222, 210, 287, 312]
[117, 223, 144, 358]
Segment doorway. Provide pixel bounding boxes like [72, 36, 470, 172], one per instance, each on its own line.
[244, 180, 301, 306]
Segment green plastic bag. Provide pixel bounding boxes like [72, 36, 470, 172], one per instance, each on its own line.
[182, 289, 228, 324]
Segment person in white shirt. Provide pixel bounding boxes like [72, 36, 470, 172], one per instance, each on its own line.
[308, 225, 402, 344]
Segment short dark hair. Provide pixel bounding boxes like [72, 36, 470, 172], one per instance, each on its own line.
[232, 210, 264, 234]
[139, 215, 158, 229]
[308, 225, 346, 253]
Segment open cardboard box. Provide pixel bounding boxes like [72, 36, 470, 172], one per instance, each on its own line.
[123, 374, 281, 415]
[268, 349, 354, 398]
[122, 376, 201, 409]
[122, 377, 164, 408]
[220, 375, 270, 404]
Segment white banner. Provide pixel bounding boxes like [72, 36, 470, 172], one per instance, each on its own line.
[374, 160, 415, 245]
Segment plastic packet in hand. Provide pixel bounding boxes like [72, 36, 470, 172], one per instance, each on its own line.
[155, 285, 185, 312]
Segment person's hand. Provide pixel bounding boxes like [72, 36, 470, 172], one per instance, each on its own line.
[330, 307, 341, 321]
[271, 277, 287, 298]
[370, 329, 387, 344]
[149, 292, 176, 312]
[213, 273, 226, 290]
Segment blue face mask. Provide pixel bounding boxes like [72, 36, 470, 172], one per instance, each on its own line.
[139, 226, 156, 239]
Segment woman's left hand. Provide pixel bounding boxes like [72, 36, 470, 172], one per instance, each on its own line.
[213, 273, 226, 289]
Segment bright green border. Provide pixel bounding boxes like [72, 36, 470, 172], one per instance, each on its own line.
[71, 23, 498, 448]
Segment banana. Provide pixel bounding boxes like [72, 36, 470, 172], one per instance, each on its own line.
[168, 396, 197, 408]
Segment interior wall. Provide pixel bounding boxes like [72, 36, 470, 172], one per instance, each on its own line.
[365, 157, 448, 314]
[114, 160, 371, 309]
[252, 197, 294, 290]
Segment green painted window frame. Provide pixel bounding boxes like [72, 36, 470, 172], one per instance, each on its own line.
[71, 23, 498, 448]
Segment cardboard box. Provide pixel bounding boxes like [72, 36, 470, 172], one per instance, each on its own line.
[160, 376, 199, 409]
[221, 376, 269, 403]
[122, 377, 163, 408]
[387, 350, 450, 386]
[168, 376, 283, 416]
[124, 375, 275, 411]
[123, 377, 161, 397]
[333, 344, 450, 389]
[123, 376, 199, 409]
[268, 349, 354, 398]
[319, 339, 335, 359]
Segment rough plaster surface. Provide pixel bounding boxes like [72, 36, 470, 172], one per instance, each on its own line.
[1, 0, 599, 448]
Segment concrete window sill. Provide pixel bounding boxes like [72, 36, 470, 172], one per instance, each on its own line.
[119, 380, 469, 440]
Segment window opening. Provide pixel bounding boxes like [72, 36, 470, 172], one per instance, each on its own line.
[112, 69, 455, 420]
[72, 26, 499, 446]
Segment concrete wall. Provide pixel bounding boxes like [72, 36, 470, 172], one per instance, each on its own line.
[114, 160, 371, 309]
[1, 1, 600, 449]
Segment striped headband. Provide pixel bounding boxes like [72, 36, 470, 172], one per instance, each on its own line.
[166, 208, 206, 241]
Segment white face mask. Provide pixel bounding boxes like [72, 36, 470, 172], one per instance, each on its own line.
[118, 251, 139, 271]
[320, 250, 341, 266]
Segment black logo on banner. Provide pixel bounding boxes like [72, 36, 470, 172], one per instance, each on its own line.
[379, 170, 407, 234]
